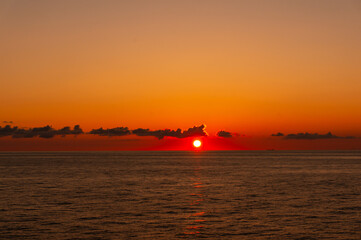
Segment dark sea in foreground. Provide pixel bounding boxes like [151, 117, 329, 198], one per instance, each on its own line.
[0, 151, 360, 239]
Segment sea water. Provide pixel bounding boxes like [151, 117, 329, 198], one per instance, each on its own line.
[0, 151, 360, 239]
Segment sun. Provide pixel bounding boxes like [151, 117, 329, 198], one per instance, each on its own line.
[193, 140, 202, 148]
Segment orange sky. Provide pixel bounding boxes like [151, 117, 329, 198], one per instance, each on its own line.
[1, 0, 360, 150]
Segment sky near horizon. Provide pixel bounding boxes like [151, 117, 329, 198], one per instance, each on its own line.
[1, 0, 361, 150]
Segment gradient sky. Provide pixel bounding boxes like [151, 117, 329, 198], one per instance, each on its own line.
[1, 0, 361, 150]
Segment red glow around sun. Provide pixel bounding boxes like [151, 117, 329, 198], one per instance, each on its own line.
[193, 140, 201, 148]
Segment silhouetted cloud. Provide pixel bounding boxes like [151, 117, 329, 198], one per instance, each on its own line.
[15, 125, 55, 138]
[57, 125, 84, 136]
[2, 121, 13, 124]
[1, 124, 209, 139]
[217, 130, 233, 138]
[132, 128, 180, 139]
[132, 125, 207, 139]
[285, 132, 355, 140]
[89, 127, 131, 136]
[179, 125, 208, 138]
[6, 123, 355, 141]
[0, 125, 18, 137]
[0, 125, 83, 138]
[271, 132, 284, 137]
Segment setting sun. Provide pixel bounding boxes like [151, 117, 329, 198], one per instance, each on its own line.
[193, 140, 202, 148]
[1, 1, 361, 239]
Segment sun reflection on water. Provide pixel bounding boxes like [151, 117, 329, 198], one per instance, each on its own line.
[182, 156, 208, 236]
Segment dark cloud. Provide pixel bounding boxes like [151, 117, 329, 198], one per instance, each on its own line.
[1, 124, 358, 141]
[57, 125, 84, 136]
[2, 121, 13, 124]
[0, 125, 83, 138]
[285, 132, 355, 140]
[89, 127, 131, 136]
[217, 130, 233, 138]
[179, 125, 207, 138]
[0, 125, 18, 137]
[271, 132, 284, 137]
[132, 128, 180, 139]
[1, 124, 208, 139]
[132, 125, 207, 139]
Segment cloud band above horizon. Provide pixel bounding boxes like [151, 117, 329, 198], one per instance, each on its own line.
[0, 124, 212, 139]
[90, 124, 208, 139]
[0, 125, 83, 138]
[271, 132, 355, 140]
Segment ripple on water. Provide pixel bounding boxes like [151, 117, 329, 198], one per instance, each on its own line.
[0, 151, 361, 239]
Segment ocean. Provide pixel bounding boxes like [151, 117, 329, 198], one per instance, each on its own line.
[0, 151, 360, 239]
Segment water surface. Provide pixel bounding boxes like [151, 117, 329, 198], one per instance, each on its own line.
[0, 151, 360, 239]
